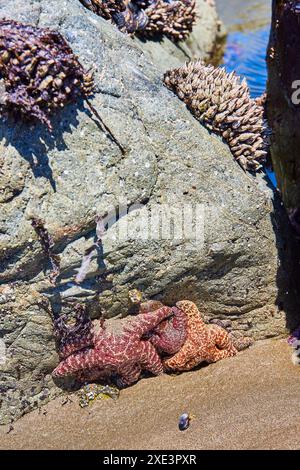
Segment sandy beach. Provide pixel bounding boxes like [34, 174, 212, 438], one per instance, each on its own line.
[1, 339, 300, 450]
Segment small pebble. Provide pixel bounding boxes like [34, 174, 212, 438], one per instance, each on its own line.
[78, 383, 120, 408]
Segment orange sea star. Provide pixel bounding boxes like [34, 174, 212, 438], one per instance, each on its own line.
[163, 300, 239, 372]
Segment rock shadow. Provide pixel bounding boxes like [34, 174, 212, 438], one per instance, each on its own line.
[0, 98, 88, 192]
[268, 178, 300, 332]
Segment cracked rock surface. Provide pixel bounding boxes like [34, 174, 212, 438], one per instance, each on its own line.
[0, 0, 298, 424]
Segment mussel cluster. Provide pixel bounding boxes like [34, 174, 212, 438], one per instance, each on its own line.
[0, 19, 94, 129]
[81, 0, 197, 41]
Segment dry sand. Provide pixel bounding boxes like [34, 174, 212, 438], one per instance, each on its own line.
[1, 339, 300, 450]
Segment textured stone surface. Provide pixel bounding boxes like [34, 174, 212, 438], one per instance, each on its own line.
[0, 0, 297, 425]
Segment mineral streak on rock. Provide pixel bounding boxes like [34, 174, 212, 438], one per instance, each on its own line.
[80, 0, 197, 41]
[0, 19, 94, 129]
[164, 60, 268, 171]
[75, 216, 106, 284]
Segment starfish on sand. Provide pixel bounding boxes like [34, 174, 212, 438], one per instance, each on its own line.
[163, 300, 252, 372]
[52, 306, 174, 387]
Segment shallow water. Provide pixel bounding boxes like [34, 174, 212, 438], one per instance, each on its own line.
[215, 0, 276, 186]
[222, 27, 269, 99]
[215, 0, 271, 98]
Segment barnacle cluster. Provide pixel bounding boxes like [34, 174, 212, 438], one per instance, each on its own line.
[80, 0, 197, 41]
[81, 0, 126, 21]
[141, 0, 197, 41]
[164, 60, 269, 171]
[0, 19, 94, 129]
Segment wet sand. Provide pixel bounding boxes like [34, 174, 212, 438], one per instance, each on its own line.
[1, 339, 300, 450]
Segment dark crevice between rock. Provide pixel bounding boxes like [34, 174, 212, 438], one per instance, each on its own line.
[271, 191, 300, 332]
[266, 0, 300, 331]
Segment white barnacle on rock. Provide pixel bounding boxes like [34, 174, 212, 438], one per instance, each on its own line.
[0, 338, 6, 365]
[292, 348, 300, 365]
[164, 60, 269, 171]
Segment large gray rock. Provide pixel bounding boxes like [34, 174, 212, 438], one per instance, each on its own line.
[0, 0, 297, 425]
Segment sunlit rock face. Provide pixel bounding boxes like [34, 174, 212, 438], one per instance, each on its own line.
[0, 0, 297, 424]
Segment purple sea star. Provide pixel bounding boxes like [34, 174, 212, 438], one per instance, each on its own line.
[53, 306, 173, 386]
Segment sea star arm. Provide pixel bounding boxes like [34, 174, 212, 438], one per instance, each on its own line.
[115, 364, 142, 388]
[208, 324, 253, 351]
[171, 306, 188, 332]
[52, 348, 105, 378]
[209, 347, 237, 363]
[228, 330, 254, 351]
[58, 334, 95, 360]
[149, 333, 162, 349]
[163, 342, 194, 371]
[207, 325, 237, 355]
[127, 306, 173, 337]
[139, 341, 164, 375]
[150, 306, 187, 353]
[229, 334, 253, 351]
[176, 300, 206, 324]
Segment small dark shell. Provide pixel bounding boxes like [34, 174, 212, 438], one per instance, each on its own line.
[113, 11, 127, 29]
[178, 413, 190, 431]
